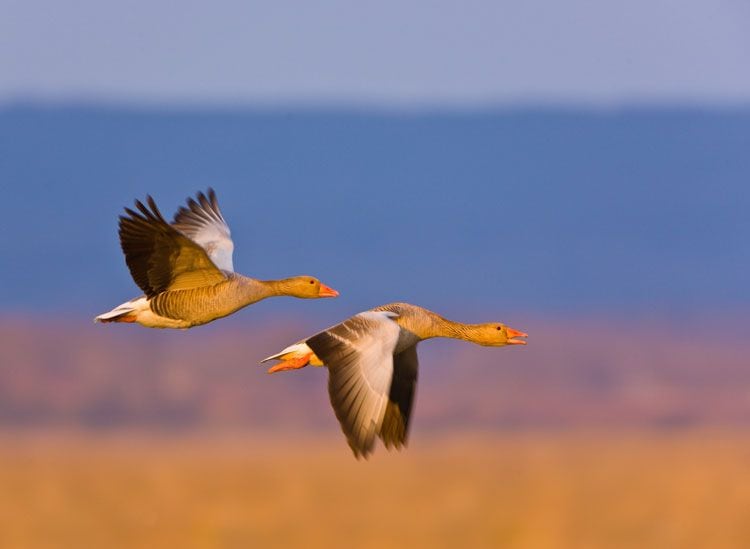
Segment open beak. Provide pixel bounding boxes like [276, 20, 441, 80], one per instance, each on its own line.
[318, 283, 339, 298]
[506, 326, 528, 345]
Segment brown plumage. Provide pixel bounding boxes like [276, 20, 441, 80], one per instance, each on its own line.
[262, 303, 528, 458]
[95, 189, 339, 328]
[119, 195, 226, 298]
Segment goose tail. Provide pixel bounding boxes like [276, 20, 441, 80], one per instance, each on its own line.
[260, 342, 315, 363]
[261, 341, 323, 373]
[94, 296, 147, 323]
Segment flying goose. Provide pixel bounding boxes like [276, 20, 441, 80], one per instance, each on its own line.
[262, 302, 527, 458]
[95, 189, 338, 328]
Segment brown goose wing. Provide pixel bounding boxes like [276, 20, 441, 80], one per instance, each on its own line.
[306, 311, 401, 458]
[119, 195, 227, 298]
[379, 344, 418, 450]
[171, 188, 235, 272]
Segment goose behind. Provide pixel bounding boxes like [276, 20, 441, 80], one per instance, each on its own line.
[262, 302, 527, 458]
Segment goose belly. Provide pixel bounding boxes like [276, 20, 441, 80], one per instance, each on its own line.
[149, 284, 247, 327]
[137, 307, 192, 329]
[107, 296, 192, 329]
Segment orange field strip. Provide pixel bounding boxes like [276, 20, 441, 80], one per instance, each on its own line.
[1, 430, 749, 548]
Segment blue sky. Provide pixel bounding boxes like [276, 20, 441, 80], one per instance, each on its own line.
[1, 107, 748, 317]
[2, 0, 749, 106]
[2, 3, 748, 319]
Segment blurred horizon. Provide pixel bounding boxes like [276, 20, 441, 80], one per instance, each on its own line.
[3, 312, 750, 434]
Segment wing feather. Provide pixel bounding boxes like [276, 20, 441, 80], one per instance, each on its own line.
[119, 195, 226, 298]
[171, 188, 235, 272]
[379, 345, 419, 450]
[306, 311, 401, 458]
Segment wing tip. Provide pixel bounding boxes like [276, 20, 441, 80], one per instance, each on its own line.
[349, 441, 373, 460]
[173, 188, 226, 226]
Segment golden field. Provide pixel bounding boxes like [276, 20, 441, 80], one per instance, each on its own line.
[1, 430, 749, 549]
[3, 318, 750, 547]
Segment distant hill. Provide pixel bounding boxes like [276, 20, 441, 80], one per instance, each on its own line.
[1, 105, 749, 317]
[2, 316, 748, 432]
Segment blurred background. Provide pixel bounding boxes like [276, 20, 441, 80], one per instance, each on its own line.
[2, 1, 750, 547]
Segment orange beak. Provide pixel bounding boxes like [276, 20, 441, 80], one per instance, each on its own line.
[506, 326, 528, 345]
[318, 283, 339, 298]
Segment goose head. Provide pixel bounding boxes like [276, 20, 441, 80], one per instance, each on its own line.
[285, 276, 340, 299]
[471, 323, 528, 346]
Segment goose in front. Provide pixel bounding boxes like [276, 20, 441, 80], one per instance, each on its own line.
[95, 189, 338, 329]
[262, 302, 527, 458]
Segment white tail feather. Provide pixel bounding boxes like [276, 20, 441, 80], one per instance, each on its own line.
[260, 342, 312, 363]
[94, 296, 148, 322]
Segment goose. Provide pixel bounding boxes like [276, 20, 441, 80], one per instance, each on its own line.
[261, 302, 527, 458]
[95, 189, 338, 328]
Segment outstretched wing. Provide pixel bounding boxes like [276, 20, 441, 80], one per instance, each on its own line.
[172, 188, 235, 272]
[378, 344, 418, 450]
[119, 195, 227, 298]
[306, 311, 401, 459]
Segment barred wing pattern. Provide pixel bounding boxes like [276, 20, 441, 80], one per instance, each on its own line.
[306, 311, 402, 458]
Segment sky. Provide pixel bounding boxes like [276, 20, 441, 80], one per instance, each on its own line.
[2, 3, 748, 320]
[1, 107, 748, 319]
[2, 0, 750, 106]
